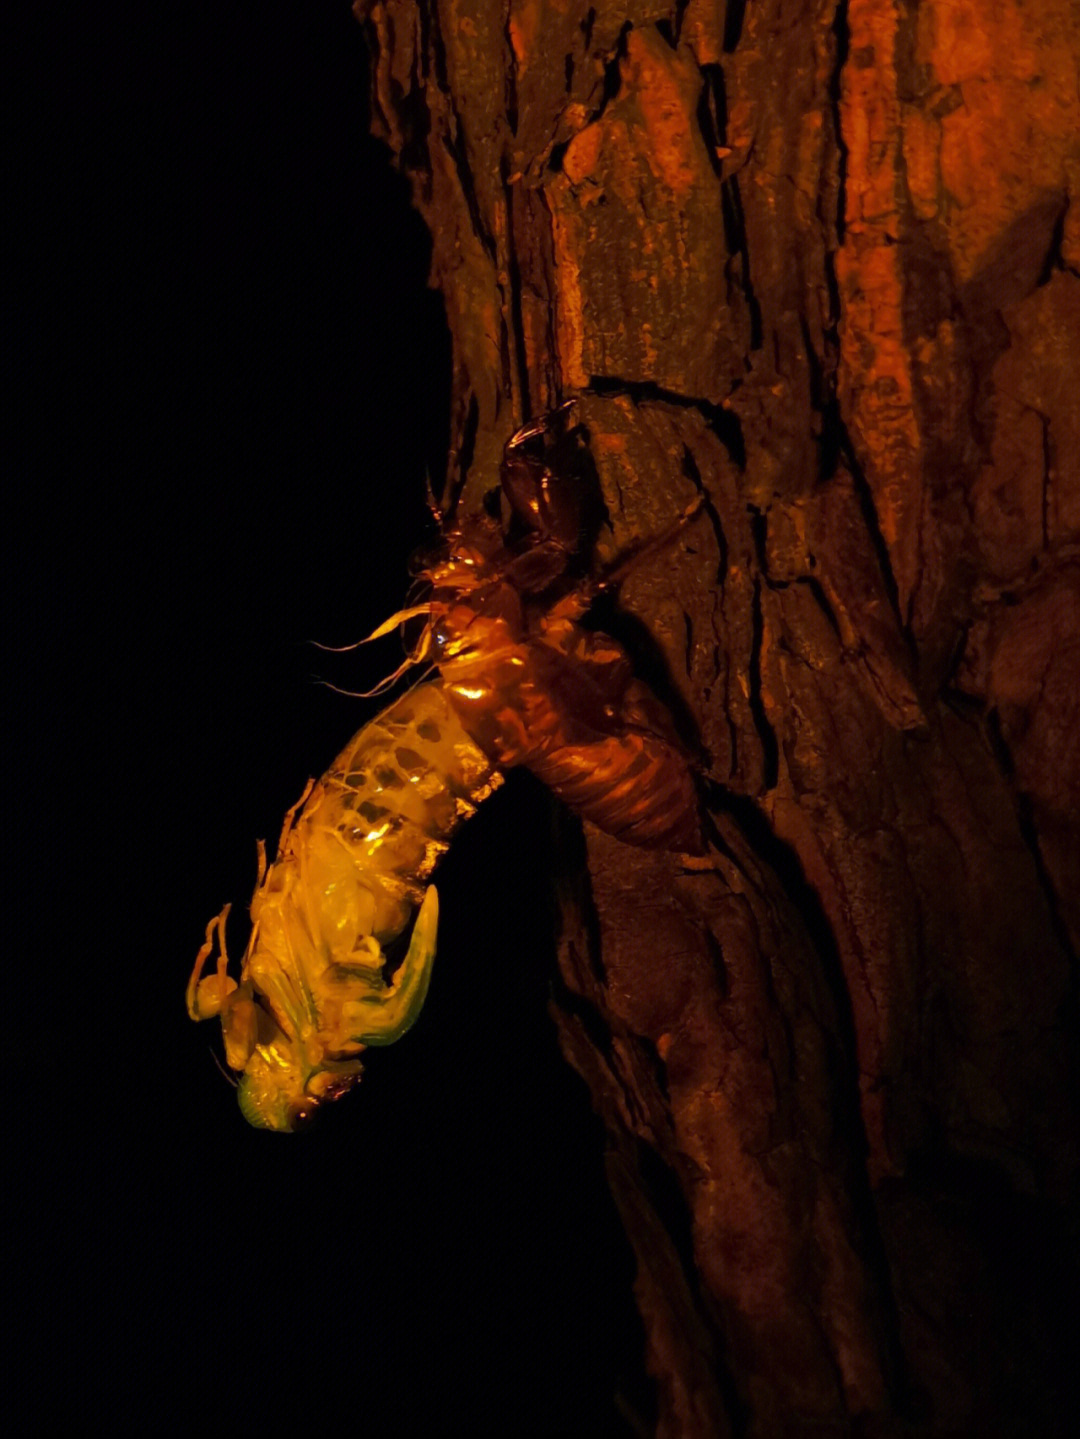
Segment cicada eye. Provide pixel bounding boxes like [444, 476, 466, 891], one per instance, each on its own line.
[287, 1100, 320, 1132]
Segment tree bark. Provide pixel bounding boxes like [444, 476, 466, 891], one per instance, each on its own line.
[357, 1, 1078, 1432]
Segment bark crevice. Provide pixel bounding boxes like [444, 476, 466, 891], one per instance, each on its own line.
[358, 0, 1079, 1430]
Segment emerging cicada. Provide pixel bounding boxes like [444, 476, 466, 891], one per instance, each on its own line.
[188, 404, 702, 1129]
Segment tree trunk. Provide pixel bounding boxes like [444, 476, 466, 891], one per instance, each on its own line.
[357, 1, 1078, 1432]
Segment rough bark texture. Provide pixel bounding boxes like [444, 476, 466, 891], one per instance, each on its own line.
[358, 1, 1078, 1432]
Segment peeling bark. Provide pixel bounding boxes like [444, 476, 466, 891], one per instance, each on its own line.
[357, 1, 1078, 1432]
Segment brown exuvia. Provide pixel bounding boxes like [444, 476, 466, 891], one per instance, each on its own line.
[422, 402, 703, 853]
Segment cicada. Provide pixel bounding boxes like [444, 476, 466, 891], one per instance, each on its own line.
[189, 404, 702, 1129]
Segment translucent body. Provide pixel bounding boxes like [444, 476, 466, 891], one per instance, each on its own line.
[187, 681, 501, 1130]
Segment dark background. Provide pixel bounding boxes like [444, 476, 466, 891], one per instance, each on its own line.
[16, 4, 648, 1432]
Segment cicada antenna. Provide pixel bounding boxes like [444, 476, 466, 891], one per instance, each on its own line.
[424, 466, 444, 527]
[210, 1047, 239, 1088]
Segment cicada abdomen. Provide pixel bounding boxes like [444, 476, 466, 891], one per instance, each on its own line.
[187, 681, 501, 1131]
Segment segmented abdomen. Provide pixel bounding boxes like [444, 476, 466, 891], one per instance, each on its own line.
[433, 606, 702, 852]
[277, 679, 503, 941]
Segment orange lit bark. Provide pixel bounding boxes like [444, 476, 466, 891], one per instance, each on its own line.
[357, 2, 1078, 1433]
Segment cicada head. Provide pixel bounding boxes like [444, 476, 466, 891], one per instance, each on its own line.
[188, 899, 364, 1132]
[236, 1040, 362, 1133]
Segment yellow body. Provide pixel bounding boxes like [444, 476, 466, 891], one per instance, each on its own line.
[188, 681, 502, 1130]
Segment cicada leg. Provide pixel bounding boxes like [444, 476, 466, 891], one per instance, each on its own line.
[593, 493, 705, 593]
[186, 903, 258, 1071]
[536, 494, 707, 633]
[186, 904, 233, 1021]
[246, 780, 314, 913]
[504, 399, 576, 454]
[274, 776, 316, 860]
[500, 400, 585, 572]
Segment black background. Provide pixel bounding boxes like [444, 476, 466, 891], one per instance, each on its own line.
[16, 4, 648, 1432]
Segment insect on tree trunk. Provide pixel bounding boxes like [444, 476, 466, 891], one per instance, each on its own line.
[357, 2, 1079, 1433]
